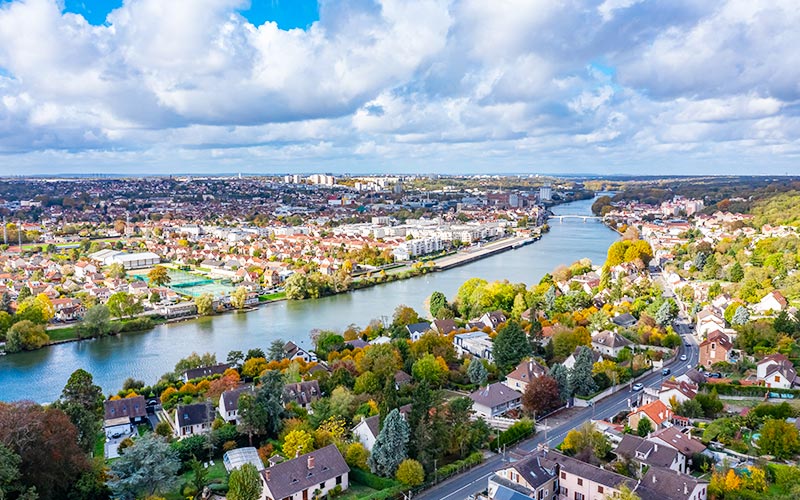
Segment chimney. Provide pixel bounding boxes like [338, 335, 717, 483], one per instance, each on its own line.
[308, 455, 315, 470]
[265, 469, 271, 481]
[652, 474, 657, 484]
[684, 483, 688, 494]
[653, 444, 658, 452]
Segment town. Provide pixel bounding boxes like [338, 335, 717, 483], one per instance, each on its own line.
[4, 177, 800, 500]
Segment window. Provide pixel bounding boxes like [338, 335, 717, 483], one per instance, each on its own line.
[598, 486, 604, 493]
[574, 493, 585, 500]
[559, 487, 568, 496]
[561, 472, 566, 479]
[577, 478, 583, 486]
[336, 476, 342, 485]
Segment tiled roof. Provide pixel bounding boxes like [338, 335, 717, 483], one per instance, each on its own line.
[262, 445, 349, 499]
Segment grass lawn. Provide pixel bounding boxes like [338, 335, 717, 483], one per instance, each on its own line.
[338, 483, 382, 499]
[164, 461, 228, 500]
[259, 291, 286, 301]
[93, 432, 105, 460]
[47, 326, 79, 342]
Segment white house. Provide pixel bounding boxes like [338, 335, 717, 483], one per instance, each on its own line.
[757, 353, 799, 389]
[259, 445, 349, 500]
[453, 331, 494, 361]
[754, 291, 788, 314]
[174, 403, 214, 438]
[218, 386, 254, 424]
[591, 330, 633, 358]
[469, 382, 522, 418]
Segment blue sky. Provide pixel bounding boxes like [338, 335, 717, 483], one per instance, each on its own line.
[0, 0, 798, 175]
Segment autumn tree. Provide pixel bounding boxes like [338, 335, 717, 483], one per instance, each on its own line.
[194, 293, 214, 316]
[345, 442, 370, 470]
[412, 354, 448, 386]
[395, 459, 425, 486]
[521, 376, 562, 417]
[282, 429, 315, 458]
[758, 419, 800, 459]
[4, 320, 49, 353]
[230, 286, 248, 310]
[147, 266, 170, 287]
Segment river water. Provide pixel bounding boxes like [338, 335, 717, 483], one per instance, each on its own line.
[0, 197, 618, 403]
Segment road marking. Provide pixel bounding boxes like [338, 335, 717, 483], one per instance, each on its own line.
[439, 471, 495, 500]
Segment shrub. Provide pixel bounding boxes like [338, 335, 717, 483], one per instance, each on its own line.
[349, 468, 399, 490]
[436, 452, 483, 479]
[395, 459, 425, 487]
[490, 419, 534, 451]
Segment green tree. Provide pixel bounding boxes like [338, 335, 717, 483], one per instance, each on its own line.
[467, 357, 488, 386]
[655, 300, 675, 327]
[395, 459, 425, 487]
[238, 371, 284, 441]
[0, 443, 22, 500]
[368, 408, 410, 477]
[147, 266, 170, 287]
[5, 320, 49, 353]
[729, 262, 744, 282]
[493, 320, 531, 370]
[411, 354, 448, 386]
[569, 346, 597, 397]
[17, 286, 31, 302]
[80, 304, 113, 338]
[548, 363, 571, 401]
[429, 291, 448, 319]
[732, 306, 750, 325]
[267, 339, 286, 361]
[227, 463, 262, 500]
[106, 292, 142, 319]
[637, 417, 653, 437]
[194, 294, 214, 316]
[108, 434, 180, 500]
[107, 263, 126, 279]
[757, 419, 800, 459]
[55, 369, 104, 452]
[188, 458, 208, 499]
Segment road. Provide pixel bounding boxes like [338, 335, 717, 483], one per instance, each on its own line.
[416, 272, 698, 500]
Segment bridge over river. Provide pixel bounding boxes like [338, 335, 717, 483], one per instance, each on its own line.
[549, 214, 606, 223]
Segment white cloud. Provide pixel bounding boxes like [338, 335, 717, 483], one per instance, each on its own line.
[0, 0, 797, 174]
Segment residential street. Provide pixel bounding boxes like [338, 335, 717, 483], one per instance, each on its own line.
[416, 275, 697, 500]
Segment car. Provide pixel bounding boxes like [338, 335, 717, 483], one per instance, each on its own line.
[707, 372, 722, 378]
[661, 368, 671, 376]
[111, 432, 122, 439]
[684, 343, 690, 347]
[632, 383, 644, 391]
[680, 354, 687, 361]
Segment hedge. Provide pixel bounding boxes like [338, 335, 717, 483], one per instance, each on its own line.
[490, 419, 535, 451]
[436, 452, 483, 479]
[701, 383, 800, 398]
[349, 468, 400, 490]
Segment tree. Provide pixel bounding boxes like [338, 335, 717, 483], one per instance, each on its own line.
[560, 422, 610, 462]
[429, 291, 448, 319]
[592, 360, 621, 387]
[241, 357, 267, 378]
[107, 262, 126, 279]
[80, 304, 113, 338]
[757, 419, 800, 459]
[493, 319, 531, 370]
[33, 294, 55, 322]
[55, 369, 104, 452]
[544, 286, 556, 312]
[282, 430, 314, 458]
[511, 293, 527, 319]
[194, 294, 214, 316]
[411, 354, 448, 386]
[17, 286, 31, 302]
[521, 376, 561, 417]
[0, 402, 89, 499]
[729, 262, 744, 282]
[227, 463, 262, 500]
[395, 459, 425, 487]
[5, 320, 49, 353]
[345, 442, 370, 470]
[637, 417, 653, 437]
[569, 347, 597, 397]
[548, 363, 571, 401]
[0, 443, 23, 500]
[615, 485, 642, 500]
[267, 339, 287, 361]
[108, 434, 179, 499]
[732, 306, 750, 325]
[238, 371, 284, 441]
[189, 458, 208, 499]
[230, 287, 248, 310]
[107, 292, 142, 319]
[467, 357, 488, 386]
[655, 300, 675, 327]
[368, 408, 410, 477]
[147, 266, 170, 287]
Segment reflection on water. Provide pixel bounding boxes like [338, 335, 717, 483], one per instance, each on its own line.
[0, 197, 618, 403]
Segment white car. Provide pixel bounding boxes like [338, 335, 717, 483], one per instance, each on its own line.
[632, 383, 644, 391]
[680, 354, 687, 361]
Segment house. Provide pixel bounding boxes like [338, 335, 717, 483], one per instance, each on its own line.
[698, 331, 732, 370]
[488, 451, 557, 500]
[406, 321, 432, 341]
[656, 380, 698, 406]
[394, 370, 412, 389]
[612, 313, 637, 328]
[259, 445, 349, 500]
[469, 382, 522, 418]
[503, 359, 547, 393]
[454, 331, 494, 361]
[51, 297, 85, 321]
[103, 396, 147, 438]
[591, 330, 633, 358]
[283, 380, 321, 410]
[352, 405, 412, 452]
[174, 402, 215, 438]
[219, 386, 254, 424]
[615, 434, 685, 474]
[432, 318, 457, 335]
[696, 309, 726, 337]
[757, 353, 799, 388]
[649, 427, 708, 463]
[476, 310, 507, 330]
[284, 341, 317, 363]
[223, 447, 265, 473]
[641, 466, 708, 500]
[755, 290, 788, 314]
[628, 400, 674, 431]
[182, 363, 233, 383]
[563, 347, 603, 370]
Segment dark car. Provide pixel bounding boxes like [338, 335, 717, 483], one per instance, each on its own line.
[661, 368, 671, 376]
[707, 372, 722, 378]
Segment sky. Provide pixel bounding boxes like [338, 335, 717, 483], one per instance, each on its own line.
[0, 0, 798, 176]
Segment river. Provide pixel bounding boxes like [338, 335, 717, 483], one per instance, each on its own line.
[0, 197, 618, 403]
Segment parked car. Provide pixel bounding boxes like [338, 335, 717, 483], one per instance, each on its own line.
[680, 354, 687, 361]
[707, 372, 722, 378]
[632, 383, 644, 391]
[661, 368, 671, 376]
